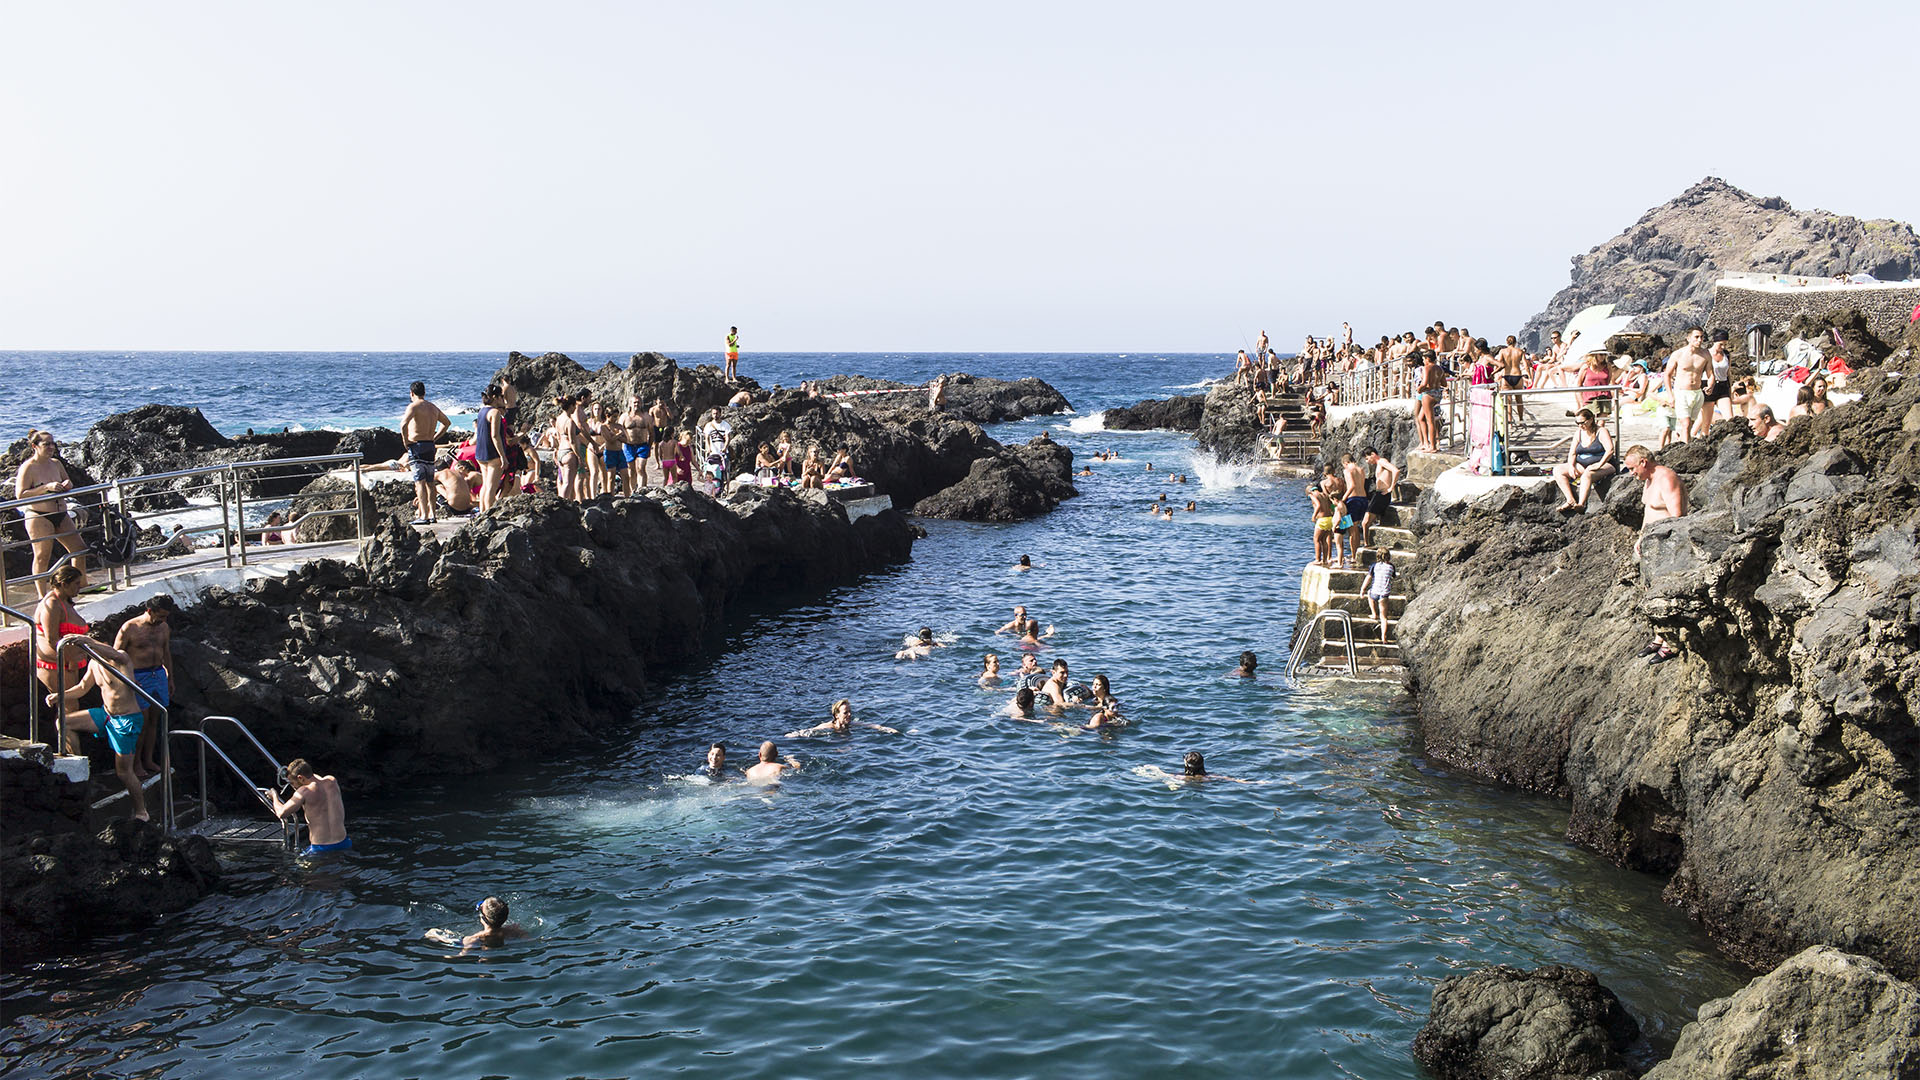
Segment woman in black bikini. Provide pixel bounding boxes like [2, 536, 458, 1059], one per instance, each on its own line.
[14, 431, 87, 595]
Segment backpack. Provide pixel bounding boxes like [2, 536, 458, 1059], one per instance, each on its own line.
[92, 506, 140, 565]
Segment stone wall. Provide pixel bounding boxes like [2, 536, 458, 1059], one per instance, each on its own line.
[1707, 283, 1920, 347]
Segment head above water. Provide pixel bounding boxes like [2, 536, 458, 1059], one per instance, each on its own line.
[1183, 752, 1206, 776]
[918, 627, 934, 644]
[478, 896, 510, 928]
[758, 741, 779, 763]
[1014, 686, 1035, 711]
[1239, 650, 1257, 673]
[1018, 554, 1031, 567]
[707, 744, 726, 769]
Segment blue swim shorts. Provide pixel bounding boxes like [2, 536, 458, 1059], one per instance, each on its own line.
[132, 665, 170, 709]
[626, 443, 650, 464]
[86, 707, 144, 756]
[302, 836, 354, 856]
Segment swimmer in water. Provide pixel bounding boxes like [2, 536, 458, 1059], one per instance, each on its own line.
[1007, 685, 1038, 720]
[744, 741, 797, 784]
[705, 743, 727, 775]
[1076, 466, 1093, 476]
[1145, 462, 1154, 471]
[978, 653, 1002, 685]
[1084, 706, 1125, 730]
[1233, 651, 1258, 678]
[788, 698, 899, 737]
[1012, 653, 1042, 683]
[895, 626, 946, 660]
[462, 896, 528, 950]
[1176, 751, 1252, 783]
[997, 605, 1031, 635]
[1013, 554, 1034, 571]
[1039, 659, 1073, 707]
[1017, 622, 1054, 647]
[1082, 673, 1119, 712]
[1184, 501, 1196, 512]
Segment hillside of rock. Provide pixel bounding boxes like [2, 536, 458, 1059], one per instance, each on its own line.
[1519, 177, 1920, 349]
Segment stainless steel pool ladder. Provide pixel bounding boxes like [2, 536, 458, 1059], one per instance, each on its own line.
[1285, 609, 1358, 684]
[167, 714, 304, 848]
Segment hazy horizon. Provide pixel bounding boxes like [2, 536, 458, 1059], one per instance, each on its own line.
[5, 1, 1915, 353]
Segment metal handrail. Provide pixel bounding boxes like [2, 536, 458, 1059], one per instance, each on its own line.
[51, 634, 171, 828]
[5, 452, 368, 623]
[1492, 385, 1623, 476]
[0, 600, 42, 746]
[1286, 609, 1359, 683]
[168, 715, 293, 841]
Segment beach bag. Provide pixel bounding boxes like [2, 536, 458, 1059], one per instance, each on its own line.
[91, 506, 140, 565]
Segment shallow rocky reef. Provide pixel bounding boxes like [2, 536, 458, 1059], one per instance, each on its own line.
[1102, 394, 1205, 432]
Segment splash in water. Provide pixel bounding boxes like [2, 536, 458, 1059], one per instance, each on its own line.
[1187, 451, 1268, 490]
[1065, 411, 1108, 434]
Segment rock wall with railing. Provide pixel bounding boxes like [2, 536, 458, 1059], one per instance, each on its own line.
[1707, 282, 1920, 347]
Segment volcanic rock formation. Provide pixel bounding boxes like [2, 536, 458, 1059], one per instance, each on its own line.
[1103, 394, 1206, 432]
[1519, 177, 1920, 350]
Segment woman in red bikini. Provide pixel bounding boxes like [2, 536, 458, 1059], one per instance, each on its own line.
[34, 564, 93, 751]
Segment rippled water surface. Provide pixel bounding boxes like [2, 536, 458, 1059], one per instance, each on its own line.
[2, 353, 1748, 1077]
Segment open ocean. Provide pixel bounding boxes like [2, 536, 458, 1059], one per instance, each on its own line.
[0, 351, 1746, 1078]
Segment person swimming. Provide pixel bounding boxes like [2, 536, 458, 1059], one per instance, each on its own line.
[1084, 707, 1124, 730]
[462, 896, 528, 949]
[1233, 651, 1258, 677]
[895, 626, 945, 660]
[787, 698, 899, 737]
[996, 606, 1032, 635]
[1007, 685, 1037, 720]
[1017, 622, 1054, 648]
[744, 741, 797, 784]
[1013, 554, 1033, 571]
[1177, 751, 1251, 783]
[1184, 501, 1196, 512]
[978, 653, 1002, 685]
[706, 743, 727, 774]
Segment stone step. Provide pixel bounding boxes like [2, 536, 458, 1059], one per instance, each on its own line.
[1318, 593, 1409, 616]
[1319, 639, 1401, 660]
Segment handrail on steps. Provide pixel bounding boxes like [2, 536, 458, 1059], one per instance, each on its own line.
[1286, 609, 1359, 684]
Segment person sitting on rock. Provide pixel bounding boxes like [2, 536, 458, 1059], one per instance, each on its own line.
[824, 448, 854, 484]
[436, 457, 477, 515]
[1552, 408, 1616, 512]
[799, 447, 825, 490]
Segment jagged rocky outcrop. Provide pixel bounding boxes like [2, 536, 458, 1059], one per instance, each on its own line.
[1397, 371, 1920, 980]
[1519, 177, 1920, 350]
[811, 373, 1072, 424]
[1412, 964, 1642, 1080]
[492, 352, 1075, 521]
[1, 802, 220, 962]
[1316, 405, 1420, 477]
[1194, 382, 1264, 459]
[910, 437, 1076, 521]
[148, 486, 915, 794]
[1645, 946, 1920, 1079]
[67, 404, 404, 502]
[1103, 394, 1205, 432]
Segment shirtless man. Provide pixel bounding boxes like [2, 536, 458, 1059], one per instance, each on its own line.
[1255, 329, 1270, 362]
[1623, 445, 1687, 558]
[1039, 659, 1075, 708]
[743, 741, 797, 784]
[437, 458, 477, 515]
[13, 430, 87, 594]
[1362, 447, 1399, 550]
[997, 605, 1033, 635]
[1661, 328, 1712, 444]
[400, 381, 451, 525]
[1341, 454, 1369, 554]
[621, 394, 655, 490]
[47, 641, 150, 820]
[270, 758, 350, 855]
[113, 595, 174, 779]
[1532, 330, 1566, 389]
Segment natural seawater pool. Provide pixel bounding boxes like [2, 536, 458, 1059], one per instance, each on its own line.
[1, 356, 1749, 1077]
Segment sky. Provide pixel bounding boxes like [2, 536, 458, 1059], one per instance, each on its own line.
[3, 0, 1915, 353]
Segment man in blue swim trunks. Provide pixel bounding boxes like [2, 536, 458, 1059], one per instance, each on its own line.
[114, 594, 175, 780]
[270, 758, 351, 855]
[45, 640, 150, 821]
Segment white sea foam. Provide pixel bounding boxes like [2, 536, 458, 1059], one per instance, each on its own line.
[1169, 378, 1220, 390]
[1188, 451, 1267, 490]
[1065, 411, 1108, 433]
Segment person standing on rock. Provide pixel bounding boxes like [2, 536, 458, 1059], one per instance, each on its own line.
[1362, 447, 1399, 550]
[725, 326, 740, 380]
[270, 758, 350, 855]
[621, 393, 654, 491]
[1622, 445, 1687, 558]
[928, 374, 949, 412]
[1341, 454, 1369, 555]
[114, 594, 175, 781]
[400, 381, 451, 526]
[473, 383, 506, 514]
[1660, 327, 1712, 444]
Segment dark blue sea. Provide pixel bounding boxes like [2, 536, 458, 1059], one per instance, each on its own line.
[0, 351, 1745, 1078]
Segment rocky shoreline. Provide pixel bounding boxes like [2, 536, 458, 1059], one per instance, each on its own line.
[1, 355, 1076, 960]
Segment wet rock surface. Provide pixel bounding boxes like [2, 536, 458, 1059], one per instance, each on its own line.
[2, 814, 221, 962]
[1397, 370, 1920, 979]
[910, 436, 1076, 521]
[1412, 964, 1642, 1080]
[1102, 394, 1205, 432]
[1645, 946, 1920, 1079]
[811, 373, 1071, 424]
